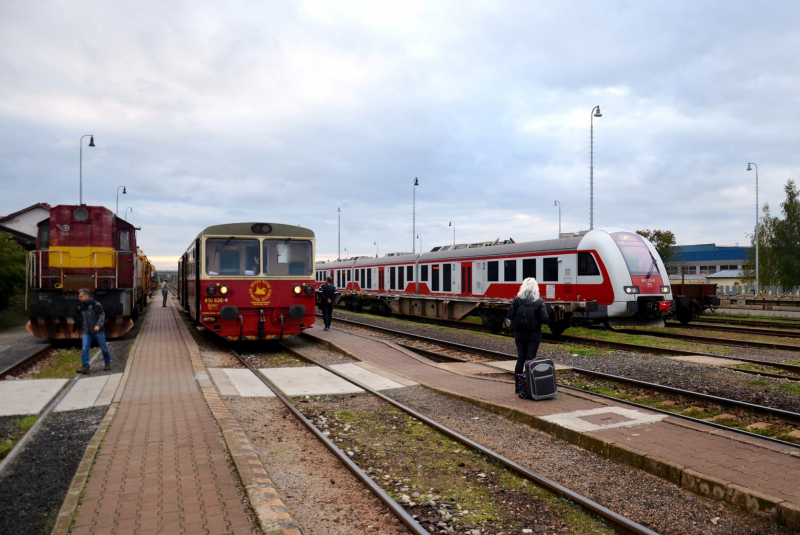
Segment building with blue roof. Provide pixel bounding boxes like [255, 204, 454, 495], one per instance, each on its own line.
[666, 244, 752, 282]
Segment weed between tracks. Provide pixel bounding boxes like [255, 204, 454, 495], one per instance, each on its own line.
[299, 395, 614, 535]
[560, 371, 800, 444]
[28, 348, 83, 379]
[0, 415, 38, 461]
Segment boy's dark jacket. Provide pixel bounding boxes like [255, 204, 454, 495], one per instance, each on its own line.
[77, 299, 106, 334]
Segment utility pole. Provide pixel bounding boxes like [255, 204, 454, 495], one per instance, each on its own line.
[337, 207, 341, 261]
[413, 177, 419, 253]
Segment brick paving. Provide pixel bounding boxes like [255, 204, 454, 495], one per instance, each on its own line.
[309, 326, 800, 511]
[70, 304, 255, 534]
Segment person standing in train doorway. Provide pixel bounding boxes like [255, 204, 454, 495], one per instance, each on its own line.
[505, 278, 548, 396]
[76, 288, 112, 374]
[319, 276, 337, 331]
[162, 281, 169, 307]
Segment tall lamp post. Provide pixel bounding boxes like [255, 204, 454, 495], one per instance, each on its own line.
[373, 241, 378, 258]
[116, 186, 127, 217]
[417, 234, 421, 253]
[553, 200, 561, 238]
[337, 207, 341, 261]
[589, 106, 602, 230]
[79, 135, 95, 205]
[413, 177, 419, 253]
[344, 247, 348, 259]
[124, 207, 133, 221]
[448, 221, 455, 247]
[747, 163, 759, 293]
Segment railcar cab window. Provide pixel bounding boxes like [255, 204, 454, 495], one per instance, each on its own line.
[206, 238, 259, 276]
[263, 239, 312, 276]
[543, 258, 558, 281]
[578, 252, 600, 276]
[611, 232, 658, 276]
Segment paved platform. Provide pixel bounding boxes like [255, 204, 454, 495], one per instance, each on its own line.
[69, 303, 256, 535]
[0, 378, 67, 416]
[207, 363, 414, 398]
[55, 374, 122, 412]
[307, 325, 800, 528]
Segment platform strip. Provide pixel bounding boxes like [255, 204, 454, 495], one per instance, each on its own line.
[169, 300, 303, 535]
[307, 326, 800, 529]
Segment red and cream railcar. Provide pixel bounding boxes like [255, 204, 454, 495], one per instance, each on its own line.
[26, 205, 145, 339]
[178, 222, 317, 340]
[315, 229, 672, 334]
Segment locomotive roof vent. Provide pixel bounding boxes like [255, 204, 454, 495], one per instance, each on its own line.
[251, 223, 273, 234]
[73, 207, 89, 222]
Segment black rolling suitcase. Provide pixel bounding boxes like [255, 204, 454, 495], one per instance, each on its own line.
[524, 358, 557, 400]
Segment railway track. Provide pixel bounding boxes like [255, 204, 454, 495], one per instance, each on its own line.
[667, 321, 800, 340]
[690, 316, 800, 330]
[227, 343, 660, 535]
[618, 328, 800, 355]
[0, 343, 52, 380]
[329, 315, 800, 448]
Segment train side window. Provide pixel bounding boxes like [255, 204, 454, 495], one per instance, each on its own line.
[503, 260, 517, 282]
[337, 270, 341, 287]
[367, 268, 372, 289]
[421, 265, 429, 282]
[399, 265, 405, 289]
[355, 270, 359, 282]
[522, 258, 536, 279]
[119, 230, 131, 252]
[543, 258, 558, 281]
[443, 264, 451, 292]
[432, 265, 440, 291]
[390, 266, 396, 290]
[347, 270, 351, 282]
[487, 261, 499, 282]
[578, 252, 600, 276]
[407, 266, 413, 282]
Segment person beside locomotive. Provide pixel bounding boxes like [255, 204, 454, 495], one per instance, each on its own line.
[319, 276, 337, 330]
[162, 281, 169, 307]
[76, 288, 112, 374]
[505, 278, 548, 396]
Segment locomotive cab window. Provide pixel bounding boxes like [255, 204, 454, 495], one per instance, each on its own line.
[543, 258, 559, 282]
[578, 252, 600, 276]
[263, 239, 312, 276]
[38, 223, 50, 250]
[206, 238, 259, 276]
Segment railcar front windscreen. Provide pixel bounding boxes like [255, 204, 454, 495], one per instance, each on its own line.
[206, 238, 260, 276]
[263, 239, 313, 276]
[611, 232, 658, 276]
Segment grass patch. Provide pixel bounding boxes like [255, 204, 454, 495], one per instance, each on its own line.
[747, 380, 770, 387]
[778, 383, 800, 396]
[0, 297, 28, 333]
[30, 347, 83, 379]
[0, 416, 39, 461]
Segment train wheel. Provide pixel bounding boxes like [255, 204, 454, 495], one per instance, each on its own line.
[488, 321, 503, 334]
[677, 307, 692, 325]
[548, 320, 569, 336]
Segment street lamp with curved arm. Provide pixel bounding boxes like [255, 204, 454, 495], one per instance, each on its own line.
[124, 207, 133, 221]
[553, 200, 561, 238]
[590, 106, 602, 230]
[116, 186, 127, 217]
[80, 135, 95, 205]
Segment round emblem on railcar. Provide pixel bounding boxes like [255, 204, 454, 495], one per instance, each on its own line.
[73, 207, 89, 221]
[249, 280, 272, 303]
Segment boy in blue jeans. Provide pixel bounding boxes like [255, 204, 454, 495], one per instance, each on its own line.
[76, 288, 112, 374]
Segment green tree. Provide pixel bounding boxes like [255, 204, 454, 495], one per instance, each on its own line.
[742, 203, 780, 287]
[772, 179, 800, 287]
[636, 229, 676, 264]
[0, 232, 26, 310]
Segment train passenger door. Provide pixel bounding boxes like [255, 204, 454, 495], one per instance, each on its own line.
[576, 252, 603, 304]
[460, 264, 472, 296]
[378, 267, 385, 292]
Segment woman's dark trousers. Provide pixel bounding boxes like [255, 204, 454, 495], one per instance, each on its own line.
[320, 302, 334, 328]
[514, 332, 542, 374]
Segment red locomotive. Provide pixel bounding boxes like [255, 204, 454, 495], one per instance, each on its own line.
[177, 222, 317, 340]
[26, 205, 147, 339]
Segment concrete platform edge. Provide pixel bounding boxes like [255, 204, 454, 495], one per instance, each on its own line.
[50, 302, 150, 535]
[169, 301, 302, 535]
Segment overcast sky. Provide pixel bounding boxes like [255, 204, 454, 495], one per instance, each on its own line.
[2, 1, 799, 269]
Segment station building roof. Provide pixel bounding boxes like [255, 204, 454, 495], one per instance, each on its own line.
[669, 243, 752, 263]
[706, 269, 745, 279]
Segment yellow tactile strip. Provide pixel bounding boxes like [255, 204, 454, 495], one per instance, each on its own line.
[169, 301, 303, 535]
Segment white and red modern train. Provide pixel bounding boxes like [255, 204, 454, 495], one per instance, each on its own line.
[314, 229, 673, 334]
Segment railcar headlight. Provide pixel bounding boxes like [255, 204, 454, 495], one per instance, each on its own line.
[661, 286, 670, 294]
[624, 286, 640, 294]
[219, 285, 229, 295]
[293, 285, 302, 295]
[304, 284, 315, 295]
[206, 284, 216, 296]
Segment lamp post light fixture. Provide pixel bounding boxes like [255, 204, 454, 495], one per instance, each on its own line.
[373, 241, 378, 258]
[124, 207, 133, 221]
[448, 221, 455, 247]
[747, 162, 759, 293]
[589, 106, 602, 230]
[79, 135, 95, 205]
[413, 177, 419, 253]
[116, 186, 127, 217]
[553, 200, 561, 238]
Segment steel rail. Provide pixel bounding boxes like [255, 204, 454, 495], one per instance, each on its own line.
[691, 317, 800, 330]
[620, 328, 800, 355]
[280, 343, 660, 535]
[331, 314, 800, 378]
[228, 349, 429, 535]
[0, 343, 53, 380]
[667, 321, 800, 339]
[330, 316, 800, 442]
